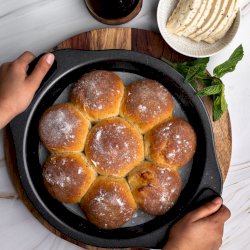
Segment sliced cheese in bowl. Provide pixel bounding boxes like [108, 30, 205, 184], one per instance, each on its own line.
[194, 0, 234, 42]
[167, 0, 202, 34]
[159, 0, 240, 56]
[185, 0, 215, 37]
[192, 0, 228, 41]
[178, 0, 208, 37]
[205, 0, 238, 43]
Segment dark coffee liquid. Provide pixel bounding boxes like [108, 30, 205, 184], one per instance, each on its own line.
[86, 0, 139, 19]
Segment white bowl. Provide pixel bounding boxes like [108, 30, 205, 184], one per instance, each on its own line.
[157, 0, 240, 58]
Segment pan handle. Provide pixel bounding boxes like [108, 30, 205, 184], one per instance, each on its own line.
[26, 53, 57, 88]
[185, 154, 222, 214]
[186, 188, 221, 213]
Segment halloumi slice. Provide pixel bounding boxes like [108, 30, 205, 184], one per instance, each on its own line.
[205, 0, 238, 43]
[177, 0, 205, 36]
[205, 0, 236, 43]
[178, 0, 208, 36]
[189, 0, 223, 40]
[167, 0, 202, 35]
[187, 0, 215, 37]
[193, 0, 229, 42]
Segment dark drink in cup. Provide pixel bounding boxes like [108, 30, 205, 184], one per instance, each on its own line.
[85, 0, 142, 25]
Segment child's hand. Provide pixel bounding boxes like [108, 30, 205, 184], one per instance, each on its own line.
[163, 197, 230, 250]
[0, 51, 55, 129]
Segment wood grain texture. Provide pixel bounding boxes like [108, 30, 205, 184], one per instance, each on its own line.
[131, 29, 190, 62]
[4, 28, 232, 249]
[55, 28, 131, 51]
[200, 96, 232, 179]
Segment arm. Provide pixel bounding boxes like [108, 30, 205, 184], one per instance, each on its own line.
[163, 197, 231, 250]
[0, 51, 55, 129]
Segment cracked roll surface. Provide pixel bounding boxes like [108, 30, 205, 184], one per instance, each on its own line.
[39, 103, 90, 153]
[80, 176, 137, 229]
[120, 79, 174, 134]
[85, 117, 144, 177]
[70, 70, 124, 121]
[145, 117, 197, 168]
[128, 161, 182, 215]
[43, 153, 96, 203]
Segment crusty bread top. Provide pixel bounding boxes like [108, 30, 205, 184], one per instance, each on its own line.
[80, 176, 136, 229]
[120, 79, 174, 134]
[85, 117, 144, 177]
[70, 70, 124, 121]
[39, 103, 90, 152]
[43, 153, 96, 203]
[128, 161, 182, 215]
[145, 117, 197, 168]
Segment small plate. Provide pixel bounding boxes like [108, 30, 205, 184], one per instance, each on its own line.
[157, 0, 240, 58]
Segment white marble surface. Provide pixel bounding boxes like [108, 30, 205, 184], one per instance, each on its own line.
[0, 0, 250, 249]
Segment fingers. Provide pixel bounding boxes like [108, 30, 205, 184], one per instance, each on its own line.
[8, 51, 36, 75]
[187, 197, 223, 222]
[16, 51, 36, 66]
[26, 53, 55, 89]
[210, 205, 231, 223]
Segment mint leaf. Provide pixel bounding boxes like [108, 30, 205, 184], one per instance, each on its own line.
[185, 64, 207, 83]
[213, 44, 244, 78]
[201, 78, 213, 86]
[189, 79, 198, 90]
[213, 96, 223, 121]
[174, 57, 209, 78]
[211, 77, 223, 85]
[220, 88, 228, 112]
[161, 45, 243, 122]
[186, 57, 209, 67]
[196, 71, 211, 80]
[175, 63, 189, 77]
[197, 85, 223, 96]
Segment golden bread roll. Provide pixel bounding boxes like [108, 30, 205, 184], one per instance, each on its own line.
[145, 117, 196, 168]
[120, 79, 174, 134]
[43, 153, 96, 203]
[128, 161, 182, 215]
[39, 103, 90, 153]
[85, 117, 144, 177]
[80, 176, 136, 229]
[70, 70, 124, 122]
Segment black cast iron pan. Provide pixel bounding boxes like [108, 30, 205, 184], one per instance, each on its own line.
[9, 49, 222, 248]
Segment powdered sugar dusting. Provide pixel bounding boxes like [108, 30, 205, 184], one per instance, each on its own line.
[71, 70, 123, 114]
[93, 188, 127, 214]
[39, 105, 82, 149]
[87, 118, 143, 176]
[83, 178, 136, 228]
[138, 104, 147, 113]
[43, 156, 85, 189]
[128, 162, 181, 215]
[124, 80, 173, 120]
[151, 118, 196, 166]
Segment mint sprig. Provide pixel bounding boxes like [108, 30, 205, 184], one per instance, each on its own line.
[161, 45, 244, 121]
[213, 45, 244, 78]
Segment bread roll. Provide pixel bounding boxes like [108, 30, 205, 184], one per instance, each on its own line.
[80, 176, 136, 229]
[85, 117, 144, 177]
[70, 70, 124, 122]
[145, 117, 196, 168]
[39, 103, 90, 153]
[128, 161, 182, 215]
[43, 153, 96, 203]
[120, 79, 174, 134]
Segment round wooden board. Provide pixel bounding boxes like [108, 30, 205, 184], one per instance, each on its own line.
[4, 28, 232, 249]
